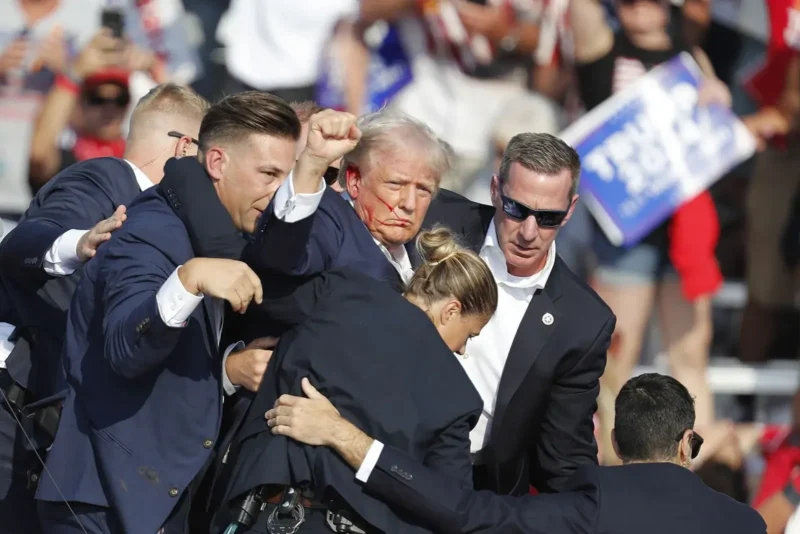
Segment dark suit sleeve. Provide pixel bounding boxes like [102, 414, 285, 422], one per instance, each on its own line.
[244, 196, 343, 278]
[529, 316, 615, 493]
[365, 444, 597, 534]
[423, 411, 478, 488]
[0, 279, 16, 325]
[99, 223, 186, 378]
[0, 169, 118, 281]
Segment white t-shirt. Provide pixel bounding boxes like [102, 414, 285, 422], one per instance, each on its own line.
[222, 0, 357, 90]
[787, 505, 800, 534]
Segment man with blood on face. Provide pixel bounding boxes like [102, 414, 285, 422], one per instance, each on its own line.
[338, 115, 446, 252]
[246, 110, 450, 288]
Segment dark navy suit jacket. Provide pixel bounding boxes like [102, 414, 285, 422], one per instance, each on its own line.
[0, 157, 140, 399]
[244, 187, 403, 290]
[365, 445, 767, 534]
[224, 268, 482, 533]
[36, 183, 225, 534]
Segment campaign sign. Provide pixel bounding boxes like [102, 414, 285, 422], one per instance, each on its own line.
[559, 52, 756, 247]
[317, 22, 413, 113]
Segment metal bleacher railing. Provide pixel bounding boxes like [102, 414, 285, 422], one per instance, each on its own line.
[632, 282, 800, 396]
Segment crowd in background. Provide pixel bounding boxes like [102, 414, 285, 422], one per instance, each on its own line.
[3, 0, 800, 532]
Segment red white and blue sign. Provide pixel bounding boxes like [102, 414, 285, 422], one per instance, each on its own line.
[560, 53, 756, 247]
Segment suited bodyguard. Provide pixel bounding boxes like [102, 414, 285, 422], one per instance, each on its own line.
[409, 134, 615, 495]
[217, 228, 497, 533]
[35, 93, 360, 533]
[0, 84, 208, 534]
[269, 373, 766, 534]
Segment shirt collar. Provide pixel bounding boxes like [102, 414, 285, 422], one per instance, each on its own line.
[481, 219, 556, 290]
[125, 159, 154, 192]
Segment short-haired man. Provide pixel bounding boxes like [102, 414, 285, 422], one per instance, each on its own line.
[267, 373, 766, 534]
[0, 83, 208, 533]
[412, 133, 614, 496]
[34, 92, 359, 533]
[246, 109, 450, 291]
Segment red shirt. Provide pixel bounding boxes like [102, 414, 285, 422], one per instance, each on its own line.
[754, 425, 800, 509]
[746, 0, 800, 108]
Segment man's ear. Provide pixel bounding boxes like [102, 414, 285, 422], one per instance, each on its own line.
[560, 193, 579, 227]
[490, 174, 501, 207]
[174, 136, 196, 159]
[345, 164, 362, 198]
[204, 147, 226, 182]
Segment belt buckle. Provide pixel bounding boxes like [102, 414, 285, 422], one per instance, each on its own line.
[266, 487, 306, 534]
[325, 510, 366, 534]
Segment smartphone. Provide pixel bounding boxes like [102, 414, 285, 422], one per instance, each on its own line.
[101, 8, 125, 39]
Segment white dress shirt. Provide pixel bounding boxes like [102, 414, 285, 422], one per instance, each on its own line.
[43, 160, 153, 277]
[461, 220, 556, 456]
[356, 221, 558, 480]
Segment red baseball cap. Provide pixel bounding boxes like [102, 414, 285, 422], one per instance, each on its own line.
[82, 67, 130, 90]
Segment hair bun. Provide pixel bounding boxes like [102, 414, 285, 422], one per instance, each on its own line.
[415, 225, 462, 266]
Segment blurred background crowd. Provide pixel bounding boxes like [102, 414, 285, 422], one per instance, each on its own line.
[3, 0, 800, 530]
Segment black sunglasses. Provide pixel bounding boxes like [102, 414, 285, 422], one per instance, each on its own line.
[168, 131, 199, 146]
[323, 166, 339, 186]
[500, 194, 569, 228]
[85, 92, 130, 108]
[676, 429, 704, 460]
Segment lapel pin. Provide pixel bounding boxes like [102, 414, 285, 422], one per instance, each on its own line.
[542, 313, 554, 326]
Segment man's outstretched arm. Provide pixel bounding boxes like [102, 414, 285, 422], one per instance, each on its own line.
[267, 379, 596, 534]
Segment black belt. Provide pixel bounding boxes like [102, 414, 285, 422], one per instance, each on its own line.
[228, 485, 370, 533]
[0, 369, 62, 443]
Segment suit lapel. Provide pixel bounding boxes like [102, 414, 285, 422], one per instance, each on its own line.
[491, 261, 564, 437]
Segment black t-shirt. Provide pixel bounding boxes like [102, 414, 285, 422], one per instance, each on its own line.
[575, 32, 693, 250]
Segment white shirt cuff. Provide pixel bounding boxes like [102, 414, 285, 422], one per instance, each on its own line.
[43, 229, 88, 276]
[222, 341, 245, 396]
[355, 439, 384, 483]
[156, 267, 204, 327]
[272, 170, 326, 223]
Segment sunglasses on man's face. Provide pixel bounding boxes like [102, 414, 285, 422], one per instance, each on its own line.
[168, 131, 199, 146]
[676, 430, 704, 460]
[84, 92, 130, 108]
[500, 194, 569, 228]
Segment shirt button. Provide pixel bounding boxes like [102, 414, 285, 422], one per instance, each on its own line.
[169, 488, 179, 497]
[203, 439, 213, 449]
[178, 294, 183, 301]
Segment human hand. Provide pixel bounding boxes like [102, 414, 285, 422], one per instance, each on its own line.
[177, 258, 263, 313]
[72, 29, 124, 81]
[300, 110, 361, 169]
[121, 43, 156, 74]
[266, 378, 342, 446]
[697, 77, 732, 109]
[225, 336, 279, 392]
[33, 26, 68, 74]
[76, 205, 127, 262]
[742, 108, 791, 151]
[0, 38, 27, 75]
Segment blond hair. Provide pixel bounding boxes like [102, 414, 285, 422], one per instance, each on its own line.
[405, 226, 498, 318]
[128, 83, 209, 140]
